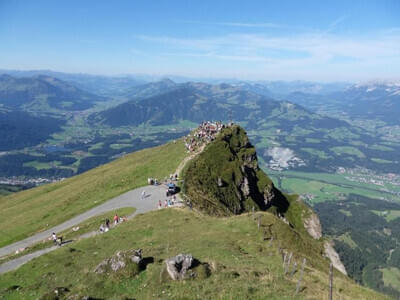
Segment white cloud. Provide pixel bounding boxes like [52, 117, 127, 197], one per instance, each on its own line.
[134, 29, 400, 81]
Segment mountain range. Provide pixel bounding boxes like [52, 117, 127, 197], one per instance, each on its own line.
[284, 82, 400, 125]
[0, 74, 105, 111]
[91, 81, 343, 129]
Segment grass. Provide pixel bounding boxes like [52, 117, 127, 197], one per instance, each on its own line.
[371, 210, 400, 222]
[335, 233, 357, 249]
[88, 142, 104, 151]
[369, 145, 394, 152]
[0, 207, 135, 265]
[325, 128, 360, 141]
[339, 209, 352, 217]
[23, 161, 61, 170]
[301, 148, 331, 159]
[0, 139, 188, 247]
[330, 146, 365, 159]
[278, 178, 351, 203]
[110, 143, 132, 150]
[0, 185, 25, 197]
[371, 158, 392, 164]
[305, 138, 321, 144]
[381, 267, 400, 292]
[0, 208, 388, 300]
[267, 170, 400, 204]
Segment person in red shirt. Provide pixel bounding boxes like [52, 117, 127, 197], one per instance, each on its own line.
[113, 214, 119, 225]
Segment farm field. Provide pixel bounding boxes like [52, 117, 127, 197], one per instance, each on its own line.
[266, 169, 400, 204]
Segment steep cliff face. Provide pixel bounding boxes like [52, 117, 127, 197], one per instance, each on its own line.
[324, 241, 348, 275]
[182, 125, 289, 216]
[304, 212, 323, 239]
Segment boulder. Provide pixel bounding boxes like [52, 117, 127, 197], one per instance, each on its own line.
[94, 249, 143, 276]
[165, 254, 194, 280]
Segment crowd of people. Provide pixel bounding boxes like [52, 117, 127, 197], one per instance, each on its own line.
[184, 121, 226, 152]
[158, 194, 178, 209]
[99, 214, 127, 233]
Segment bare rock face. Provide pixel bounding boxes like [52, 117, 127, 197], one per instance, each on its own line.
[263, 187, 275, 206]
[304, 213, 322, 240]
[165, 254, 194, 280]
[324, 241, 347, 275]
[94, 249, 143, 275]
[240, 176, 250, 197]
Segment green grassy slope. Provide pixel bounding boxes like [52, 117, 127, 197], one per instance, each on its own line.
[0, 139, 188, 247]
[0, 209, 389, 299]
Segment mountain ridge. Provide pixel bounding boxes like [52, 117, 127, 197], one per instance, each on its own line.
[0, 74, 105, 111]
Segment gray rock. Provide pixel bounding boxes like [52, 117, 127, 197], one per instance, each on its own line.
[165, 254, 194, 280]
[240, 176, 250, 197]
[94, 249, 143, 274]
[263, 187, 275, 205]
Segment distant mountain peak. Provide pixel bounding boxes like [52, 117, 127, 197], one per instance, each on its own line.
[159, 78, 176, 84]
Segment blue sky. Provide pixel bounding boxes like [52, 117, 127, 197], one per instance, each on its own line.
[0, 0, 399, 81]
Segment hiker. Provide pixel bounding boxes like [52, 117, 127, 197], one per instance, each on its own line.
[113, 214, 119, 225]
[141, 190, 146, 200]
[164, 199, 168, 208]
[105, 218, 110, 229]
[99, 223, 105, 233]
[158, 200, 162, 209]
[52, 232, 58, 245]
[52, 232, 62, 246]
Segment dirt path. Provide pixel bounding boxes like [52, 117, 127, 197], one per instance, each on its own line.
[175, 144, 206, 176]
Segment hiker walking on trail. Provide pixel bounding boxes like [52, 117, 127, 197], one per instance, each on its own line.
[52, 233, 57, 245]
[52, 232, 62, 246]
[141, 190, 146, 200]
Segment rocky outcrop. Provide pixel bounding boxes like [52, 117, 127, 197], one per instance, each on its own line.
[304, 213, 322, 240]
[94, 249, 143, 275]
[324, 241, 347, 275]
[183, 125, 289, 216]
[263, 187, 276, 206]
[165, 254, 194, 280]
